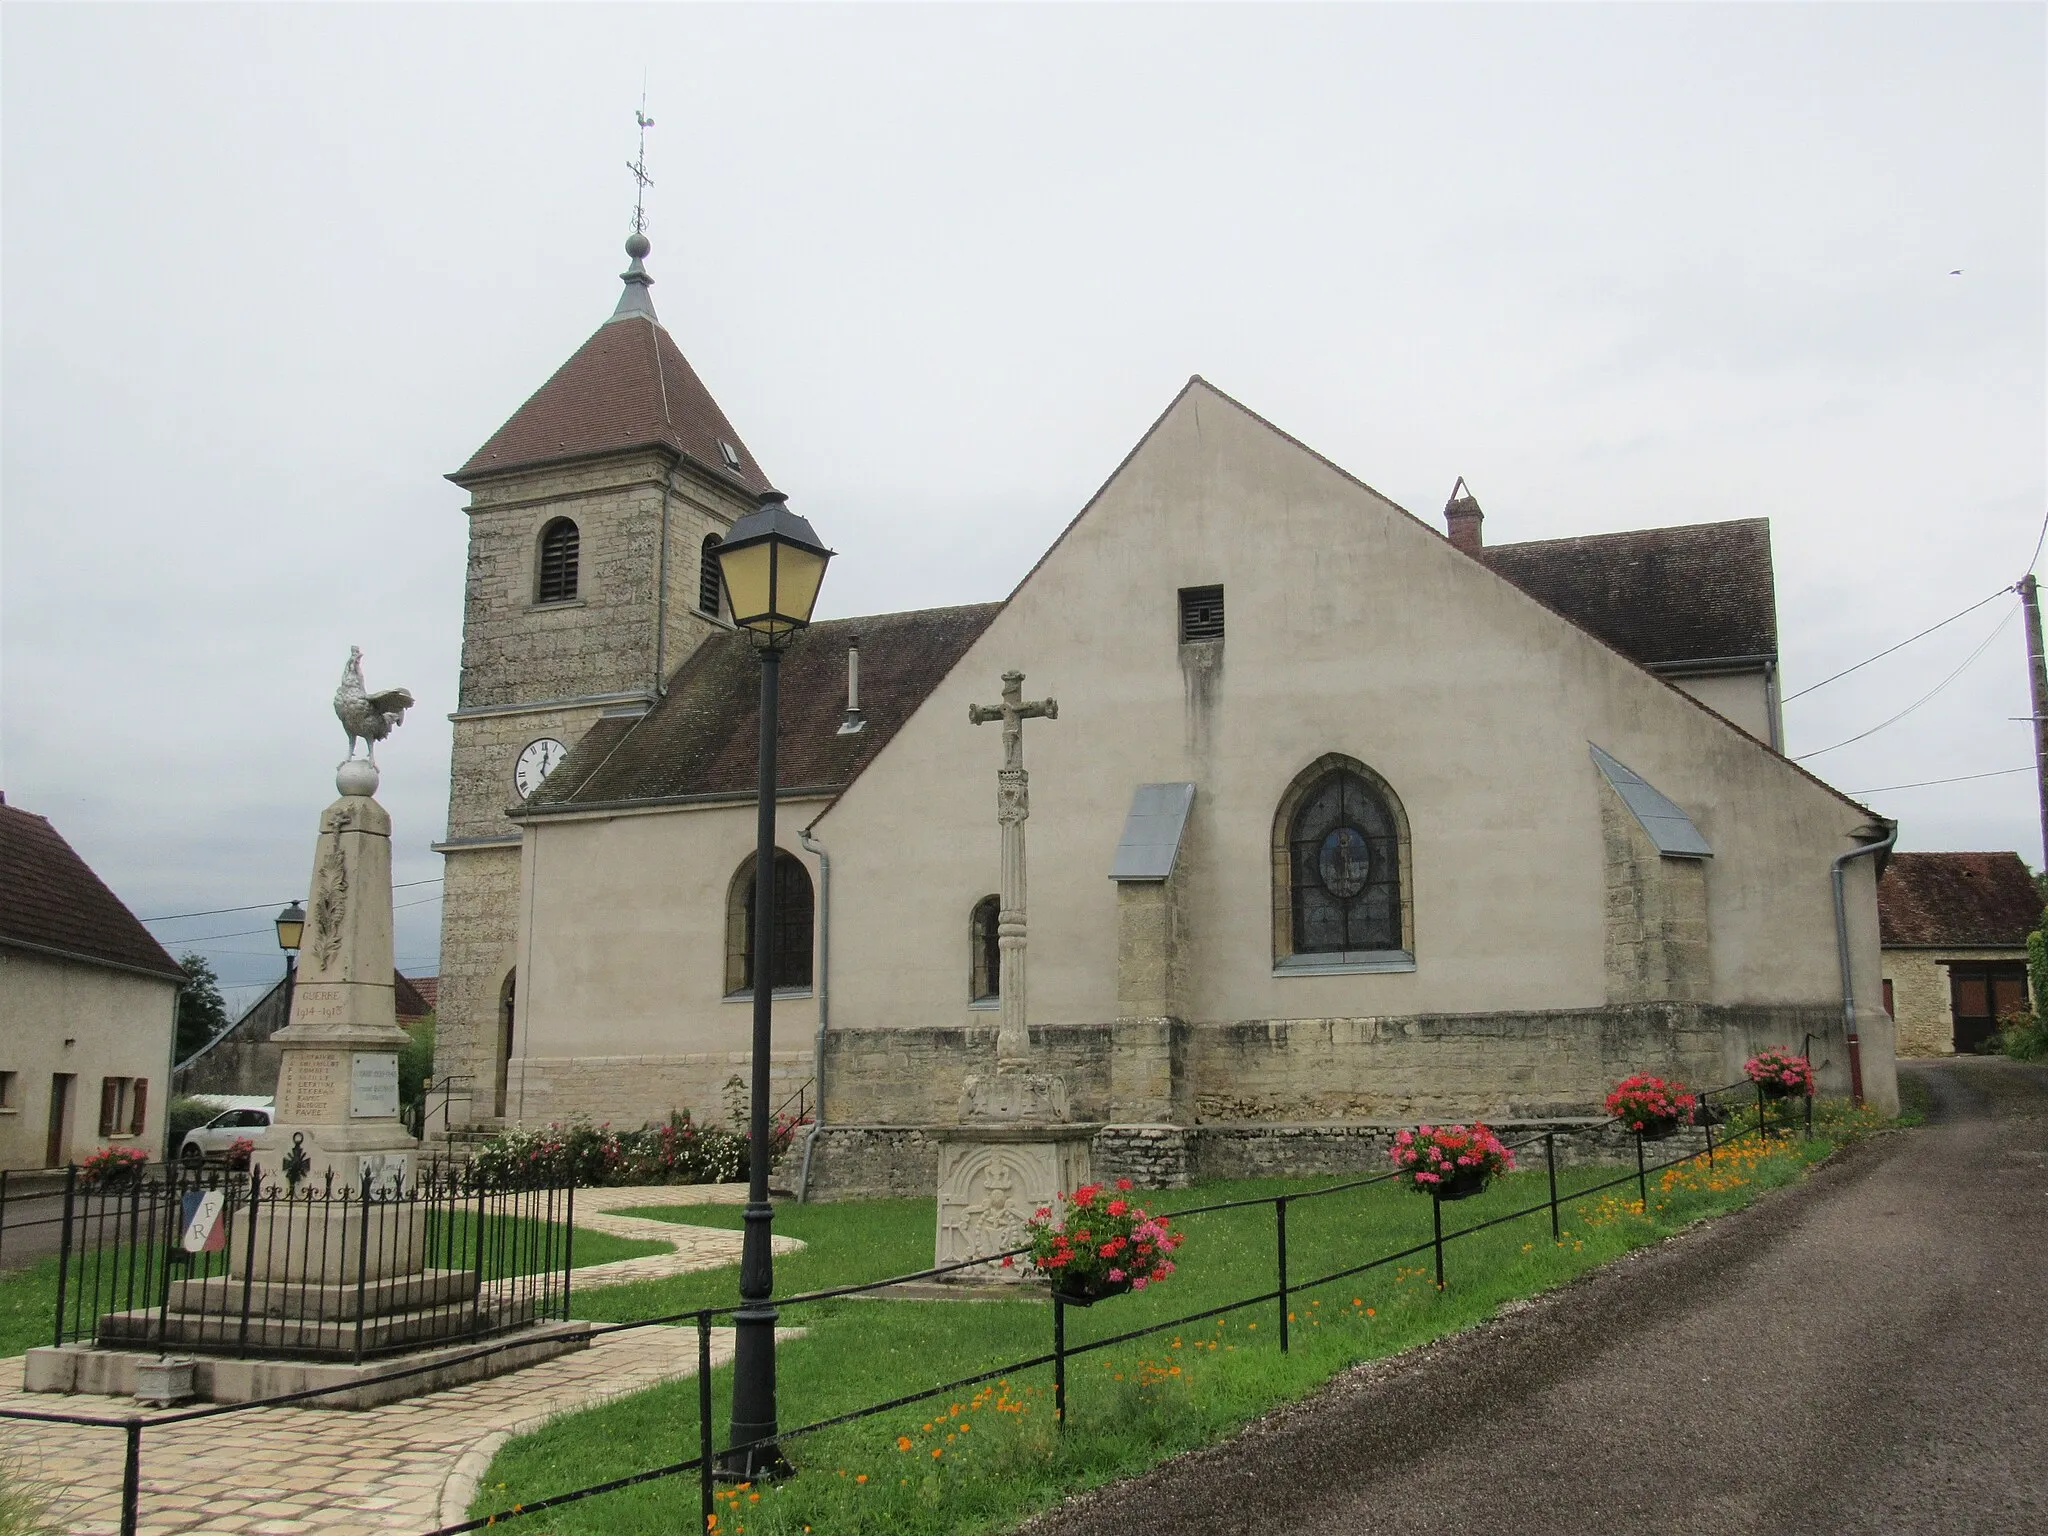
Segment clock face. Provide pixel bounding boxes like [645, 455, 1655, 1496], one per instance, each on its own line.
[514, 738, 569, 800]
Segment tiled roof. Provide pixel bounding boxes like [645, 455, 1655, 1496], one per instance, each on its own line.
[405, 974, 438, 1013]
[394, 972, 431, 1021]
[0, 803, 184, 980]
[1878, 851, 2043, 948]
[453, 314, 771, 492]
[1483, 519, 1778, 669]
[525, 604, 1001, 811]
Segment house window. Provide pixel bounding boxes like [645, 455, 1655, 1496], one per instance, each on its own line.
[537, 518, 580, 603]
[725, 851, 815, 995]
[1272, 755, 1412, 971]
[970, 895, 1002, 1004]
[1948, 961, 2027, 1055]
[0, 1071, 16, 1109]
[98, 1077, 147, 1137]
[699, 534, 725, 617]
[1179, 585, 1224, 642]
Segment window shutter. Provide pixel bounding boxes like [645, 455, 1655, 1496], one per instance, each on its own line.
[130, 1079, 149, 1137]
[99, 1078, 119, 1137]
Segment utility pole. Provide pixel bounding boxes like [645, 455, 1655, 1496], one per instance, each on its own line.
[2019, 574, 2048, 870]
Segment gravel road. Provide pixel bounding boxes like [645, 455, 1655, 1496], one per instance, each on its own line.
[1026, 1057, 2048, 1535]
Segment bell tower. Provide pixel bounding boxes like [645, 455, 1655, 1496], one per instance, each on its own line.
[433, 229, 771, 1126]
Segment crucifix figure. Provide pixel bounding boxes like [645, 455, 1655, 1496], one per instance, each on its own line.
[969, 671, 1058, 1068]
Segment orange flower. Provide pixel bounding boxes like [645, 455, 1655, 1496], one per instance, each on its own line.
[896, 1436, 911, 1451]
[931, 1447, 944, 1459]
[855, 1474, 868, 1485]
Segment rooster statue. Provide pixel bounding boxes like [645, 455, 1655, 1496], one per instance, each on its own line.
[333, 646, 415, 767]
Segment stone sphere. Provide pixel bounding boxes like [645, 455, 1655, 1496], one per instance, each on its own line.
[336, 759, 380, 798]
[625, 232, 651, 259]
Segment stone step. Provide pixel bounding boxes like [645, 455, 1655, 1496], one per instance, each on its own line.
[94, 1296, 537, 1356]
[164, 1265, 478, 1321]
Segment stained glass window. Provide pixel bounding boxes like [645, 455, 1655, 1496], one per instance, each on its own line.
[1288, 769, 1401, 954]
[726, 852, 814, 993]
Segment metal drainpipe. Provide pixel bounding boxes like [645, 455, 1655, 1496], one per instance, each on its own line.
[1831, 819, 1898, 1106]
[795, 826, 829, 1202]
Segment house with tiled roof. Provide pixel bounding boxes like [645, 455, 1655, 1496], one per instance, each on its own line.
[1878, 852, 2042, 1056]
[0, 795, 184, 1169]
[429, 235, 1899, 1186]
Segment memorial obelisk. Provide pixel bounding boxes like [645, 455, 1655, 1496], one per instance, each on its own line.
[254, 648, 420, 1190]
[935, 671, 1094, 1277]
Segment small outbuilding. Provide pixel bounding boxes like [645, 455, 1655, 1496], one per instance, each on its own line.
[0, 796, 185, 1169]
[1878, 851, 2043, 1056]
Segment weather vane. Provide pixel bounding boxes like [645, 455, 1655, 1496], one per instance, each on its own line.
[628, 91, 655, 236]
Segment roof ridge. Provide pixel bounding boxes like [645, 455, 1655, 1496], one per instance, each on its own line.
[1488, 516, 1770, 554]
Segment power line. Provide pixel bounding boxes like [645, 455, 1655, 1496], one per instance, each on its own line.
[1847, 765, 2034, 795]
[1793, 600, 2019, 761]
[1782, 586, 2013, 704]
[166, 891, 445, 946]
[143, 878, 442, 924]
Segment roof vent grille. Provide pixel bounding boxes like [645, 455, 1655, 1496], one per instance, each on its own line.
[1179, 585, 1225, 643]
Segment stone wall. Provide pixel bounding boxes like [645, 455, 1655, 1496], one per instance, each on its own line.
[434, 846, 522, 1121]
[499, 1049, 814, 1132]
[818, 1001, 1845, 1131]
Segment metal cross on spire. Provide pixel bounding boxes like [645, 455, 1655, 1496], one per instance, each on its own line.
[628, 94, 655, 236]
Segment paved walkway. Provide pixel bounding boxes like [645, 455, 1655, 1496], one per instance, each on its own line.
[1028, 1058, 2048, 1536]
[0, 1186, 802, 1535]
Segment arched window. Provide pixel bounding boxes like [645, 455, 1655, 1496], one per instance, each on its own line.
[537, 518, 580, 603]
[969, 895, 1001, 1004]
[699, 534, 724, 617]
[725, 851, 815, 995]
[1272, 756, 1412, 969]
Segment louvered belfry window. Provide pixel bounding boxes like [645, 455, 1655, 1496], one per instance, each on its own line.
[1179, 585, 1224, 641]
[537, 519, 580, 603]
[699, 534, 724, 617]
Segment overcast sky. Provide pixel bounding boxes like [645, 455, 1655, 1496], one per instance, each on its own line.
[3, 3, 2042, 1001]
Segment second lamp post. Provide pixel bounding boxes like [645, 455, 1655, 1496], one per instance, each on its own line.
[711, 489, 833, 1478]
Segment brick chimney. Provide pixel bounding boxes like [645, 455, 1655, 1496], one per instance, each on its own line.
[1444, 477, 1483, 554]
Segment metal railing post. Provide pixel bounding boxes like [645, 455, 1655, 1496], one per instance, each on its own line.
[353, 1172, 372, 1365]
[1275, 1197, 1290, 1353]
[121, 1418, 142, 1536]
[1805, 1089, 1814, 1140]
[1756, 1081, 1767, 1139]
[52, 1166, 77, 1348]
[1431, 1195, 1445, 1290]
[1053, 1295, 1067, 1428]
[561, 1179, 576, 1321]
[237, 1166, 262, 1356]
[697, 1310, 715, 1528]
[1704, 1103, 1716, 1169]
[1635, 1131, 1648, 1209]
[1545, 1132, 1560, 1239]
[0, 1167, 9, 1272]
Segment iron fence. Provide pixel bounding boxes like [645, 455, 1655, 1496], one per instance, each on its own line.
[0, 1078, 1825, 1536]
[46, 1159, 574, 1363]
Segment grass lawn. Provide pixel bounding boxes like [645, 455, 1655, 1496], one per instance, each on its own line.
[476, 1101, 1894, 1535]
[0, 1214, 667, 1362]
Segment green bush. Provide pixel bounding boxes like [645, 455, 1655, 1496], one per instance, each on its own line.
[165, 1094, 220, 1150]
[1997, 1011, 2048, 1062]
[0, 1459, 62, 1536]
[399, 1014, 435, 1117]
[468, 1112, 762, 1188]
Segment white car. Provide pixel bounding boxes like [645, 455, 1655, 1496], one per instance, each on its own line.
[178, 1104, 273, 1163]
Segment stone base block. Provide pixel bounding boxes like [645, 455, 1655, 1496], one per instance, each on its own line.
[166, 1266, 477, 1321]
[1093, 1124, 1193, 1189]
[935, 1124, 1095, 1278]
[22, 1321, 592, 1409]
[95, 1295, 535, 1356]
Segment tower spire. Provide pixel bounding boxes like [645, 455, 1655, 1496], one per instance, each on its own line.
[613, 96, 658, 324]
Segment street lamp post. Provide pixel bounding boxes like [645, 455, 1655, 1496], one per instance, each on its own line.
[711, 489, 833, 1479]
[274, 902, 306, 1022]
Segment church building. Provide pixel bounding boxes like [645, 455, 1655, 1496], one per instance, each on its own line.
[432, 236, 1898, 1194]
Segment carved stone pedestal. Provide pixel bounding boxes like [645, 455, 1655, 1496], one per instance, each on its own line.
[936, 1123, 1095, 1281]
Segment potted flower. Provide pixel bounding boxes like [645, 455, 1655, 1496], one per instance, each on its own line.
[1744, 1048, 1814, 1100]
[1389, 1124, 1515, 1200]
[79, 1145, 150, 1190]
[1022, 1179, 1183, 1305]
[225, 1136, 256, 1171]
[1605, 1074, 1698, 1140]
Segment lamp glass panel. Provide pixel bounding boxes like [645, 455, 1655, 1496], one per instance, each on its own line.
[276, 917, 305, 951]
[716, 540, 777, 630]
[772, 544, 829, 629]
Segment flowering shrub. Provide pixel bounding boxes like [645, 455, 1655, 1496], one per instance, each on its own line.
[1744, 1048, 1814, 1097]
[467, 1109, 802, 1189]
[79, 1146, 150, 1188]
[1605, 1074, 1698, 1132]
[225, 1137, 256, 1170]
[1389, 1124, 1514, 1195]
[1022, 1179, 1184, 1294]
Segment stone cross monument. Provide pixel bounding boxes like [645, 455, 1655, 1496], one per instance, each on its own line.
[936, 671, 1094, 1276]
